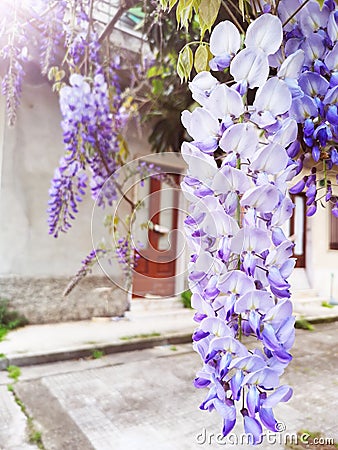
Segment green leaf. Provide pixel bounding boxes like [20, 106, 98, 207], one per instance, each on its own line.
[198, 0, 221, 36]
[176, 0, 194, 29]
[54, 70, 66, 82]
[48, 66, 59, 81]
[194, 44, 210, 73]
[316, 0, 325, 7]
[147, 65, 163, 78]
[177, 45, 193, 82]
[152, 78, 164, 95]
[169, 0, 179, 11]
[238, 0, 245, 21]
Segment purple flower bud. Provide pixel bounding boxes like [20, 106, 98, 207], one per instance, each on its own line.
[307, 203, 317, 216]
[289, 178, 306, 194]
[312, 145, 321, 162]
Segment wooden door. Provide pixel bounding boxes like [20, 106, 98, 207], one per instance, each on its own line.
[290, 194, 307, 268]
[132, 174, 180, 297]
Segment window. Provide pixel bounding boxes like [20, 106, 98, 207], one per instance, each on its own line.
[329, 204, 338, 250]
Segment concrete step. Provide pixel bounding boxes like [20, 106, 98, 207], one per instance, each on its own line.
[126, 307, 194, 321]
[291, 288, 318, 299]
[130, 296, 184, 312]
[289, 268, 311, 290]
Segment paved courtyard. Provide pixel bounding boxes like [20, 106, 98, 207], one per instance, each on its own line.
[0, 322, 337, 450]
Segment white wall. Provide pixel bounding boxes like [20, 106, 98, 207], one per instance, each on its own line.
[0, 82, 121, 278]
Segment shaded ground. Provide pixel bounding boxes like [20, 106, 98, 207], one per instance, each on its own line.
[0, 322, 337, 450]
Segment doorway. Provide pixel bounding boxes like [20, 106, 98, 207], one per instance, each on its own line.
[132, 173, 180, 297]
[290, 194, 307, 268]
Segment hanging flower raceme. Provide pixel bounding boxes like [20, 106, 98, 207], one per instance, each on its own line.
[182, 13, 298, 443]
[0, 2, 28, 127]
[48, 69, 124, 236]
[276, 0, 338, 215]
[38, 0, 67, 75]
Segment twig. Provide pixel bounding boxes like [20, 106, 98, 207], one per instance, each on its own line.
[282, 0, 311, 27]
[221, 0, 245, 34]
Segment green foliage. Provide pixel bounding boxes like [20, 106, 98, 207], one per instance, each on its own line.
[198, 0, 221, 36]
[0, 299, 29, 332]
[161, 0, 221, 37]
[120, 332, 161, 341]
[194, 43, 211, 72]
[170, 345, 178, 351]
[30, 430, 43, 448]
[181, 290, 192, 309]
[0, 327, 8, 342]
[91, 349, 104, 359]
[7, 365, 21, 382]
[321, 301, 334, 308]
[177, 45, 193, 82]
[295, 318, 315, 331]
[10, 386, 46, 450]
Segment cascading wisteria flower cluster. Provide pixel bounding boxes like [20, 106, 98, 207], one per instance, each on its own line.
[181, 13, 301, 443]
[39, 0, 67, 75]
[0, 3, 27, 127]
[48, 70, 125, 236]
[275, 0, 338, 215]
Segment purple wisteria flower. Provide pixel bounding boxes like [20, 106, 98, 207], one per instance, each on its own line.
[276, 0, 338, 215]
[1, 17, 27, 126]
[38, 1, 67, 75]
[181, 12, 300, 443]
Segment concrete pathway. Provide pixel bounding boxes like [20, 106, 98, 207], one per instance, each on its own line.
[0, 323, 337, 450]
[1, 298, 337, 369]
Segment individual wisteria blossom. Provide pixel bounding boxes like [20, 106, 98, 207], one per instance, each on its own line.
[182, 12, 299, 443]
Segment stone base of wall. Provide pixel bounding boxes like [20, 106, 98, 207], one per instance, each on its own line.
[0, 276, 129, 324]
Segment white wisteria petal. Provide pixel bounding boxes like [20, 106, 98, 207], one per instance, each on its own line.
[289, 95, 318, 121]
[253, 78, 292, 119]
[277, 50, 305, 80]
[181, 142, 218, 182]
[181, 110, 192, 135]
[250, 142, 289, 174]
[189, 71, 219, 107]
[202, 208, 239, 238]
[327, 10, 338, 44]
[212, 165, 251, 195]
[207, 84, 244, 119]
[271, 197, 294, 227]
[245, 14, 283, 55]
[240, 184, 280, 213]
[278, 0, 302, 32]
[299, 1, 330, 37]
[210, 21, 241, 57]
[325, 43, 338, 72]
[272, 118, 298, 147]
[219, 123, 259, 159]
[230, 48, 269, 88]
[231, 227, 271, 254]
[302, 33, 325, 64]
[187, 107, 219, 141]
[269, 49, 284, 68]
